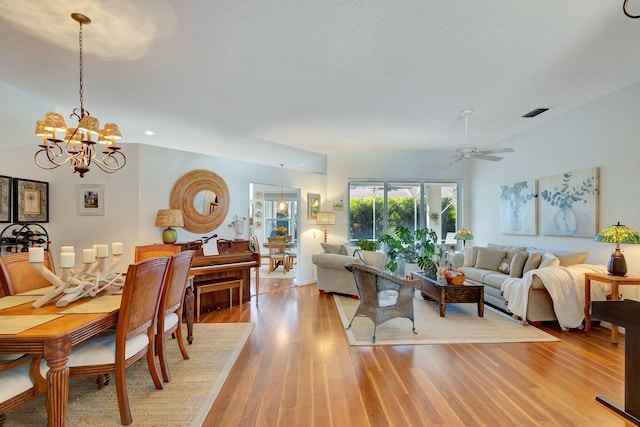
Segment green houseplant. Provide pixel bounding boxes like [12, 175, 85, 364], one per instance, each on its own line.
[378, 225, 439, 275]
[354, 239, 381, 252]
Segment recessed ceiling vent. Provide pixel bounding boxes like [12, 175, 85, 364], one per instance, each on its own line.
[522, 108, 549, 118]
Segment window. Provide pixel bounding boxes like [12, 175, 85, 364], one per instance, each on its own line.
[348, 180, 458, 243]
[264, 192, 298, 240]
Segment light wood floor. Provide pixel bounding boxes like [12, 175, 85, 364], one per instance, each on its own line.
[199, 277, 633, 426]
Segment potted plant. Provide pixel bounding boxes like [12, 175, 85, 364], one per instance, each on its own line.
[227, 215, 247, 240]
[354, 239, 380, 252]
[378, 225, 439, 276]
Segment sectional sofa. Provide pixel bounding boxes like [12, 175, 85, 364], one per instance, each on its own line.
[452, 243, 598, 324]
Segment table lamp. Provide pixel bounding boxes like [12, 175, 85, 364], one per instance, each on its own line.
[594, 221, 640, 276]
[155, 209, 184, 244]
[454, 229, 474, 247]
[316, 212, 335, 243]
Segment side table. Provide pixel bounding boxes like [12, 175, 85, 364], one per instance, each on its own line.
[584, 272, 640, 344]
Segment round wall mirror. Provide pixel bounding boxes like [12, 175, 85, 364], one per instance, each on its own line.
[170, 170, 230, 233]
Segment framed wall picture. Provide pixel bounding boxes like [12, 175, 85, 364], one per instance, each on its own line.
[77, 184, 105, 216]
[539, 167, 598, 237]
[308, 193, 321, 219]
[0, 175, 10, 223]
[13, 178, 49, 223]
[499, 179, 537, 235]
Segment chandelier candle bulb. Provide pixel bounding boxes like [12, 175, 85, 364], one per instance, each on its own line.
[28, 247, 45, 263]
[60, 246, 74, 253]
[95, 244, 109, 258]
[82, 248, 96, 264]
[60, 252, 75, 268]
[112, 242, 123, 255]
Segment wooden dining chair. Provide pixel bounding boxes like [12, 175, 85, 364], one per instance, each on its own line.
[0, 251, 56, 296]
[267, 237, 287, 273]
[134, 244, 180, 262]
[156, 250, 195, 383]
[51, 256, 171, 426]
[0, 354, 46, 426]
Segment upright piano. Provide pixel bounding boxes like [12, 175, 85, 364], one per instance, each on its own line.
[178, 239, 260, 311]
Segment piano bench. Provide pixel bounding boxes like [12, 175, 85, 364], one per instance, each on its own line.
[195, 278, 244, 322]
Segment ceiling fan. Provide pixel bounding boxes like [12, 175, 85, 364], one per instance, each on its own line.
[449, 109, 514, 165]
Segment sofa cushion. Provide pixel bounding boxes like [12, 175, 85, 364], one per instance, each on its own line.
[538, 252, 560, 269]
[523, 251, 542, 274]
[460, 267, 493, 283]
[497, 261, 510, 274]
[475, 247, 507, 270]
[509, 251, 529, 278]
[484, 273, 509, 290]
[321, 242, 342, 254]
[555, 251, 589, 266]
[463, 246, 479, 267]
[311, 252, 363, 269]
[342, 245, 360, 257]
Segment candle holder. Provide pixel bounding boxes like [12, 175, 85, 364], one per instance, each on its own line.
[30, 243, 125, 307]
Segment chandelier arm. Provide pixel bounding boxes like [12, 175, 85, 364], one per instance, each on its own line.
[92, 150, 127, 173]
[624, 0, 640, 18]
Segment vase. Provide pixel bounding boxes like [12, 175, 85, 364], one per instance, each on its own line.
[511, 207, 522, 231]
[233, 221, 245, 240]
[554, 206, 578, 236]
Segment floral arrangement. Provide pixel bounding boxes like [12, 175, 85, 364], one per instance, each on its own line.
[227, 215, 246, 228]
[275, 226, 288, 236]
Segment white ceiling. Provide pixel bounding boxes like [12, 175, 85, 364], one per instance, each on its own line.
[1, 0, 640, 172]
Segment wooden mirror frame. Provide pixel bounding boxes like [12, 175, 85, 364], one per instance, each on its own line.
[169, 170, 230, 233]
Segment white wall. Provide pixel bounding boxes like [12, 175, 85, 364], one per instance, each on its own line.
[468, 81, 640, 298]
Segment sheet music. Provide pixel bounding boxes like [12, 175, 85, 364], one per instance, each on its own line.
[202, 239, 219, 256]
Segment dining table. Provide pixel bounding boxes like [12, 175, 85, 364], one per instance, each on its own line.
[0, 287, 121, 427]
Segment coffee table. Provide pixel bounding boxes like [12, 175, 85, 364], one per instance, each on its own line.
[412, 271, 484, 317]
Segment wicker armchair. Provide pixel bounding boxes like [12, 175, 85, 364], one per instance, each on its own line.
[344, 263, 421, 343]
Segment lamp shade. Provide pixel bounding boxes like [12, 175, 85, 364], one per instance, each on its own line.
[594, 221, 640, 276]
[155, 209, 184, 227]
[316, 212, 336, 225]
[454, 229, 474, 240]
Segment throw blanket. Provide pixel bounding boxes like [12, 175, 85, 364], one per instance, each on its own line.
[501, 264, 610, 330]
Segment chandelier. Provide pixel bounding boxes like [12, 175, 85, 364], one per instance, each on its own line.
[276, 164, 289, 215]
[34, 13, 125, 178]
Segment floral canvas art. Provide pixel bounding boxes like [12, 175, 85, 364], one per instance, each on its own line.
[539, 167, 598, 237]
[499, 179, 537, 235]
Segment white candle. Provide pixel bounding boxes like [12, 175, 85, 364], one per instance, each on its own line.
[95, 244, 109, 258]
[60, 246, 74, 253]
[29, 247, 45, 263]
[111, 242, 123, 255]
[82, 248, 96, 264]
[60, 252, 75, 268]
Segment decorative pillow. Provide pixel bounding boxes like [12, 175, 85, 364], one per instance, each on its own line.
[538, 252, 560, 269]
[497, 262, 510, 274]
[343, 245, 360, 257]
[463, 246, 479, 267]
[321, 242, 341, 254]
[522, 252, 542, 274]
[474, 248, 507, 271]
[510, 251, 529, 278]
[555, 251, 589, 266]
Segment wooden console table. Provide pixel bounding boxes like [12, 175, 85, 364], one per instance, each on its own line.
[584, 272, 640, 344]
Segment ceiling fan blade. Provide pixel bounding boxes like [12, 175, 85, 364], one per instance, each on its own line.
[479, 147, 514, 155]
[472, 154, 503, 161]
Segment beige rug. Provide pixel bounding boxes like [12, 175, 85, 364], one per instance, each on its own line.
[5, 322, 254, 427]
[259, 264, 296, 278]
[334, 292, 559, 345]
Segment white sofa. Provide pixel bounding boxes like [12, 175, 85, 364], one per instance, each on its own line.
[311, 243, 387, 296]
[452, 243, 593, 324]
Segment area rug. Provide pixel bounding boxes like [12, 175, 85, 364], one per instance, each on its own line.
[259, 264, 297, 279]
[334, 293, 559, 346]
[5, 322, 254, 427]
